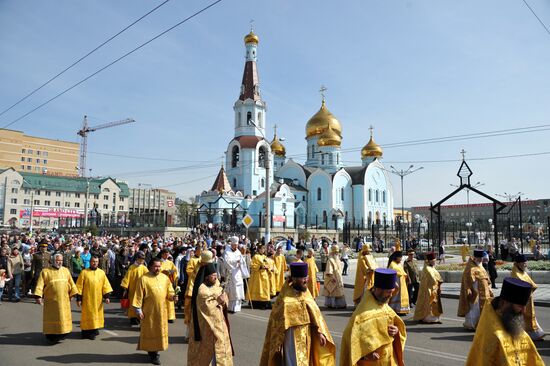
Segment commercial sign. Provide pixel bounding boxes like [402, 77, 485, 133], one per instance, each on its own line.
[273, 215, 286, 223]
[20, 208, 83, 219]
[167, 200, 174, 207]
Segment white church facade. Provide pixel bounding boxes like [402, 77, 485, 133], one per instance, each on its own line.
[197, 30, 394, 232]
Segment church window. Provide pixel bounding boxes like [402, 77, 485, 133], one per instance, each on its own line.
[341, 188, 344, 201]
[322, 210, 327, 223]
[368, 189, 372, 202]
[247, 111, 252, 125]
[317, 187, 322, 201]
[382, 191, 386, 203]
[232, 146, 240, 168]
[258, 146, 267, 167]
[329, 154, 333, 164]
[375, 190, 379, 203]
[233, 178, 236, 187]
[261, 178, 265, 188]
[257, 112, 262, 127]
[321, 154, 325, 165]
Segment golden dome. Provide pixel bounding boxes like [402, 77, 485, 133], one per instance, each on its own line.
[271, 136, 286, 157]
[317, 125, 342, 147]
[305, 100, 342, 139]
[244, 30, 259, 45]
[361, 136, 383, 158]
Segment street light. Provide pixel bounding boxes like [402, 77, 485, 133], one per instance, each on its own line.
[248, 119, 272, 243]
[496, 192, 524, 203]
[22, 178, 35, 235]
[388, 165, 424, 245]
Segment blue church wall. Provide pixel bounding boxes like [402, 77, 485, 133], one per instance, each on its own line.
[332, 170, 353, 221]
[364, 163, 393, 225]
[306, 170, 333, 228]
[276, 161, 307, 188]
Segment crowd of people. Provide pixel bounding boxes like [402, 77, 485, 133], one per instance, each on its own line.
[0, 230, 546, 365]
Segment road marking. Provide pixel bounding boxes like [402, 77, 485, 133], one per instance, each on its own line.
[104, 330, 118, 336]
[441, 317, 463, 323]
[236, 313, 467, 362]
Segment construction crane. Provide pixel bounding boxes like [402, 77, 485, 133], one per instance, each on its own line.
[77, 115, 135, 177]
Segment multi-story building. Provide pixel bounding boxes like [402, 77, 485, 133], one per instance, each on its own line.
[0, 168, 129, 229]
[128, 187, 177, 226]
[0, 129, 79, 177]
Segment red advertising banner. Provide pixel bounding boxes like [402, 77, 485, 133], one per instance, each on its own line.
[273, 215, 286, 222]
[20, 208, 83, 219]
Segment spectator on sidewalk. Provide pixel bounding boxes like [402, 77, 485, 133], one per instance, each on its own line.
[7, 246, 24, 302]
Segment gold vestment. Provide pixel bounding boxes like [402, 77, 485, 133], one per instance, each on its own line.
[34, 267, 78, 334]
[132, 272, 175, 352]
[465, 302, 544, 366]
[188, 283, 233, 366]
[76, 268, 113, 330]
[260, 282, 336, 366]
[120, 263, 148, 319]
[340, 290, 407, 366]
[413, 264, 442, 321]
[457, 258, 493, 317]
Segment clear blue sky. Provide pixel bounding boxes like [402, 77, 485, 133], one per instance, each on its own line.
[1, 0, 550, 207]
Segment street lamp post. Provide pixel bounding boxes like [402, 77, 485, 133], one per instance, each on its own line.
[22, 178, 35, 235]
[83, 169, 93, 228]
[388, 165, 424, 246]
[249, 120, 271, 243]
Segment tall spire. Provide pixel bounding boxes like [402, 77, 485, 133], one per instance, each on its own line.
[240, 28, 260, 101]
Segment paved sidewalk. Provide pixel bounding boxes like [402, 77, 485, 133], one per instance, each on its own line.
[336, 257, 550, 306]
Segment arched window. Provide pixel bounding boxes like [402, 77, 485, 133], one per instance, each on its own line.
[247, 111, 252, 125]
[321, 154, 325, 165]
[382, 190, 386, 203]
[341, 188, 344, 201]
[258, 146, 266, 167]
[233, 178, 237, 187]
[368, 189, 372, 202]
[257, 112, 262, 127]
[232, 146, 240, 168]
[317, 187, 322, 201]
[261, 178, 265, 188]
[375, 190, 379, 202]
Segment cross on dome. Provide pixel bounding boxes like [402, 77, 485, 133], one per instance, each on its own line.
[460, 149, 467, 161]
[319, 85, 327, 102]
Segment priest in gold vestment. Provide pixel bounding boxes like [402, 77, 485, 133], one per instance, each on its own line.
[76, 255, 113, 339]
[413, 252, 443, 323]
[133, 257, 176, 365]
[266, 250, 278, 298]
[340, 268, 407, 366]
[260, 262, 335, 366]
[160, 249, 178, 323]
[184, 248, 210, 339]
[305, 248, 319, 298]
[247, 245, 271, 309]
[34, 253, 78, 343]
[511, 254, 545, 340]
[458, 249, 494, 330]
[322, 245, 346, 309]
[387, 251, 410, 315]
[188, 263, 233, 366]
[353, 243, 378, 305]
[466, 277, 544, 366]
[121, 251, 148, 325]
[273, 247, 288, 294]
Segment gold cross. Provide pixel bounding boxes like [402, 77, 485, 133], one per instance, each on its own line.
[319, 85, 327, 102]
[369, 125, 374, 137]
[250, 19, 255, 32]
[273, 124, 278, 137]
[460, 149, 467, 161]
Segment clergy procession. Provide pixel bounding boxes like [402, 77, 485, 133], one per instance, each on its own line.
[0, 230, 547, 365]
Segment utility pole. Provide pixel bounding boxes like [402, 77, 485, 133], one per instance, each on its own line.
[84, 169, 92, 227]
[388, 165, 424, 246]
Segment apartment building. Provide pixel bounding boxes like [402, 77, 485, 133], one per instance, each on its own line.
[0, 129, 79, 177]
[0, 168, 129, 229]
[128, 187, 177, 226]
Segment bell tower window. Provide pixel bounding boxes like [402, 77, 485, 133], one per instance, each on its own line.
[232, 146, 240, 168]
[247, 111, 252, 125]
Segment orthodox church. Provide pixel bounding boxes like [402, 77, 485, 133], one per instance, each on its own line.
[197, 30, 394, 231]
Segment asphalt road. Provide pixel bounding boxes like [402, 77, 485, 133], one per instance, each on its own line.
[0, 288, 549, 365]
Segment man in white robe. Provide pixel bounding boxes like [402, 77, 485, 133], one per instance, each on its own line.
[223, 236, 245, 313]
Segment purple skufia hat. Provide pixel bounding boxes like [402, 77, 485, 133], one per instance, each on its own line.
[290, 262, 308, 278]
[374, 268, 397, 290]
[500, 277, 532, 306]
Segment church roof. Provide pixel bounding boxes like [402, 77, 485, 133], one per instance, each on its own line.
[343, 166, 368, 185]
[239, 61, 261, 101]
[275, 177, 308, 192]
[234, 135, 263, 149]
[210, 166, 233, 194]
